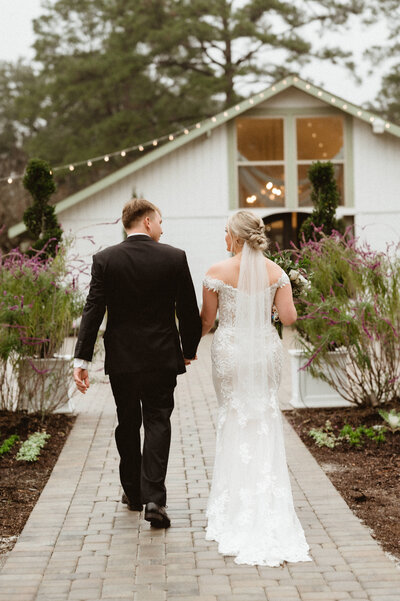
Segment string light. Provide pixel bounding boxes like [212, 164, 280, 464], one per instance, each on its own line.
[1, 77, 396, 185]
[246, 195, 257, 204]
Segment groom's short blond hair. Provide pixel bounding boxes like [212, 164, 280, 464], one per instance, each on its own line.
[122, 198, 161, 229]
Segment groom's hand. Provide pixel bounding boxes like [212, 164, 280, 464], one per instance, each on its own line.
[74, 368, 90, 394]
[184, 355, 198, 365]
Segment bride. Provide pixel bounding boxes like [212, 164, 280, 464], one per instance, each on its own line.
[201, 210, 311, 567]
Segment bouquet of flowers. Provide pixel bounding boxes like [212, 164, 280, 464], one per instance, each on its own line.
[265, 248, 309, 337]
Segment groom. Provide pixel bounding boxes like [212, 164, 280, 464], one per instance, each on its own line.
[73, 198, 202, 528]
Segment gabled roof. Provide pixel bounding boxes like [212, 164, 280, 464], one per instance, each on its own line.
[8, 75, 400, 238]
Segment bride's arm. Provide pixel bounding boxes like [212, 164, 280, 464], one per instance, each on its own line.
[200, 285, 218, 336]
[274, 280, 297, 326]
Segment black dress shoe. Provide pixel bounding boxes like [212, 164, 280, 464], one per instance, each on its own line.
[144, 502, 171, 528]
[121, 492, 142, 512]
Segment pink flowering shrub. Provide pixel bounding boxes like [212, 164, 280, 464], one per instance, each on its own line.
[293, 230, 400, 407]
[0, 242, 84, 412]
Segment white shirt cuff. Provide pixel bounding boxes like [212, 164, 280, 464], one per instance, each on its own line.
[74, 358, 89, 369]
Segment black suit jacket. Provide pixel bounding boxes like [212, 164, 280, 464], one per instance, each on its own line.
[74, 235, 202, 375]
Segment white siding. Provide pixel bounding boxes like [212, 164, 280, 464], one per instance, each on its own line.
[353, 119, 400, 250]
[259, 87, 327, 110]
[60, 125, 231, 299]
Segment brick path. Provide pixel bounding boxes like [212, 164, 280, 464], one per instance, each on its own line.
[1, 333, 399, 601]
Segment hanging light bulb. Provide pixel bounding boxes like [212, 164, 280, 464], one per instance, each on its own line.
[139, 145, 144, 151]
[196, 123, 201, 128]
[211, 117, 217, 122]
[87, 160, 92, 167]
[120, 150, 126, 157]
[246, 194, 257, 204]
[104, 155, 110, 162]
[7, 177, 13, 184]
[69, 165, 75, 171]
[169, 134, 174, 141]
[266, 182, 273, 190]
[152, 140, 158, 146]
[184, 129, 189, 134]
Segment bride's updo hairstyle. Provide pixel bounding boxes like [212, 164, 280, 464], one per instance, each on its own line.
[228, 210, 269, 253]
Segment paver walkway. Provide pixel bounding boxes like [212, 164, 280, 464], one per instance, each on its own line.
[1, 333, 399, 601]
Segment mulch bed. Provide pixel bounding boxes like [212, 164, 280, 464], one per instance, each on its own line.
[0, 410, 76, 556]
[285, 403, 400, 560]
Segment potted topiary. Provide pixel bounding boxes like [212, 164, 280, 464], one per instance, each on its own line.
[22, 158, 63, 258]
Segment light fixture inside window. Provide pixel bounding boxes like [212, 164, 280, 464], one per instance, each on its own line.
[266, 181, 273, 190]
[246, 195, 257, 204]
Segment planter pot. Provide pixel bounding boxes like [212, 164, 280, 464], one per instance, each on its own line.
[17, 355, 75, 413]
[288, 348, 351, 408]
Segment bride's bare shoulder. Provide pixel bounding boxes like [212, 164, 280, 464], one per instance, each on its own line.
[206, 258, 234, 279]
[265, 257, 284, 284]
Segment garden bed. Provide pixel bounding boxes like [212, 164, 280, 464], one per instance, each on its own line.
[0, 410, 76, 556]
[285, 404, 400, 560]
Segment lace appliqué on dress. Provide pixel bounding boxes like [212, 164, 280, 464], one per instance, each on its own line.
[205, 271, 311, 567]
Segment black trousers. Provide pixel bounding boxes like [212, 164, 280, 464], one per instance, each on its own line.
[109, 371, 176, 507]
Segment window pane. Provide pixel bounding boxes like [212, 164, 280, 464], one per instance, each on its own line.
[298, 164, 344, 207]
[297, 117, 344, 161]
[237, 118, 284, 161]
[239, 165, 285, 208]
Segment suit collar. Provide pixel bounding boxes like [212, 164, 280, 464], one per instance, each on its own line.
[124, 234, 154, 243]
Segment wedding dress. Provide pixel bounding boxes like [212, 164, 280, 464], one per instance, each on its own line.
[203, 244, 311, 567]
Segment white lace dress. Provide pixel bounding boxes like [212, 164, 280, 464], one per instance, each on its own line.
[204, 272, 311, 567]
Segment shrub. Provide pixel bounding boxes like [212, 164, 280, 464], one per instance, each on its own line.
[294, 232, 400, 407]
[299, 161, 344, 242]
[23, 158, 62, 258]
[0, 243, 84, 413]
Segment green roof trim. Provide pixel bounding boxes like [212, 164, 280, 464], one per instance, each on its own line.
[8, 75, 400, 239]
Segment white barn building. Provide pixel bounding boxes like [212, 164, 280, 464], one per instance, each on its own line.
[9, 76, 400, 299]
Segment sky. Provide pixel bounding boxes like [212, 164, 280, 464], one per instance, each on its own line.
[0, 1, 390, 109]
